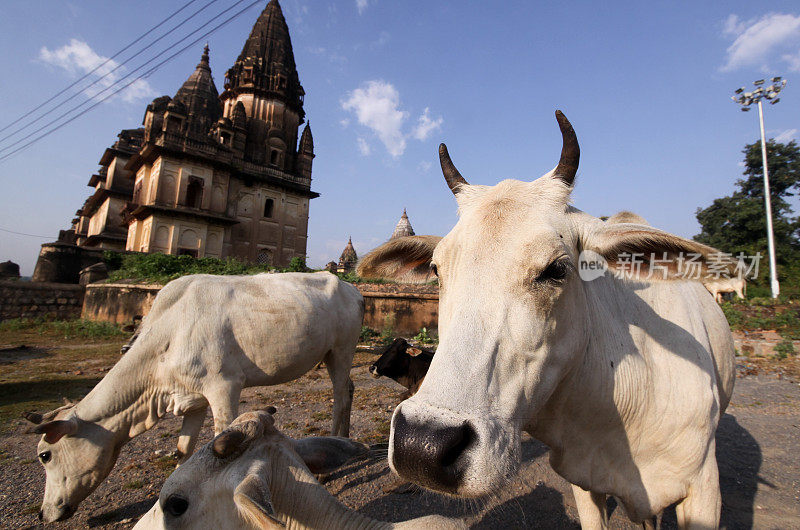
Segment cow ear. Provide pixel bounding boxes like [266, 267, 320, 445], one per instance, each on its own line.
[582, 222, 735, 281]
[291, 437, 369, 474]
[33, 418, 79, 444]
[234, 474, 284, 529]
[406, 347, 423, 357]
[357, 235, 442, 284]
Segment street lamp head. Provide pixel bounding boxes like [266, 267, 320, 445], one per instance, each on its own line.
[754, 79, 765, 86]
[770, 98, 780, 105]
[741, 107, 751, 111]
[735, 87, 744, 94]
[772, 76, 782, 83]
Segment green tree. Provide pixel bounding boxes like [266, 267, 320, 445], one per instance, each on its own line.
[695, 139, 800, 292]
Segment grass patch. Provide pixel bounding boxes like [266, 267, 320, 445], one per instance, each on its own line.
[311, 411, 330, 422]
[124, 480, 144, 490]
[0, 318, 126, 339]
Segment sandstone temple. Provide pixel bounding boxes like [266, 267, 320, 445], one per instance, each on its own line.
[36, 0, 316, 281]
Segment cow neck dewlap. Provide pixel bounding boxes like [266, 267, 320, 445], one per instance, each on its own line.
[267, 444, 389, 530]
[74, 345, 169, 442]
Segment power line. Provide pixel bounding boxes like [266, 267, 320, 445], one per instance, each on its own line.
[0, 227, 52, 238]
[0, 0, 263, 164]
[0, 0, 202, 137]
[0, 0, 249, 157]
[0, 0, 221, 147]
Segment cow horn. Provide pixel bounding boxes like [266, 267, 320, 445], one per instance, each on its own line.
[22, 411, 43, 425]
[439, 144, 469, 195]
[553, 110, 580, 186]
[212, 430, 247, 459]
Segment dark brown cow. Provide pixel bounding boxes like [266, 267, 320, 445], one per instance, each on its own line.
[370, 338, 434, 398]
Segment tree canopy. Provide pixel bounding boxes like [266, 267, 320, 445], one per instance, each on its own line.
[695, 139, 800, 291]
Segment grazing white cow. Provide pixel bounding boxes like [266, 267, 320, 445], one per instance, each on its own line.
[25, 272, 363, 523]
[357, 112, 736, 528]
[134, 408, 465, 530]
[703, 276, 746, 303]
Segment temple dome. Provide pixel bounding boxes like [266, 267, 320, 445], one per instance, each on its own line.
[173, 44, 222, 139]
[390, 209, 415, 240]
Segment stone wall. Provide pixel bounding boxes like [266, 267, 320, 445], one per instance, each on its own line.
[357, 283, 439, 336]
[81, 283, 162, 325]
[80, 280, 440, 336]
[0, 280, 85, 321]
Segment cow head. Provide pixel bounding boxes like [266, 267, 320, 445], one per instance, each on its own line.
[357, 111, 730, 497]
[370, 338, 414, 379]
[134, 408, 368, 529]
[25, 406, 118, 522]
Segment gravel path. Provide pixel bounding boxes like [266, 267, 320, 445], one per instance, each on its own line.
[1, 351, 798, 529]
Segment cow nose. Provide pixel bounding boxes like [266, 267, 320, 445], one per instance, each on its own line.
[38, 510, 43, 521]
[391, 408, 476, 492]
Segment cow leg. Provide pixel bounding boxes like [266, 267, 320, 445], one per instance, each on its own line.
[572, 484, 608, 530]
[206, 384, 242, 435]
[325, 349, 354, 438]
[176, 406, 207, 462]
[675, 448, 721, 529]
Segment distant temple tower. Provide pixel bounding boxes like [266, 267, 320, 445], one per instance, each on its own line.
[337, 237, 358, 274]
[43, 0, 318, 278]
[390, 209, 415, 240]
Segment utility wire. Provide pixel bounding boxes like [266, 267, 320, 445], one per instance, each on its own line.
[0, 0, 201, 137]
[0, 0, 262, 164]
[0, 0, 249, 157]
[0, 227, 52, 238]
[0, 0, 220, 147]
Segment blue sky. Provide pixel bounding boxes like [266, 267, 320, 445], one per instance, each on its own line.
[1, 1, 799, 274]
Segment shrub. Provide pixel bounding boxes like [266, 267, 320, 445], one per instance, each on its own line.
[412, 327, 436, 345]
[104, 252, 280, 284]
[359, 326, 379, 342]
[774, 339, 796, 360]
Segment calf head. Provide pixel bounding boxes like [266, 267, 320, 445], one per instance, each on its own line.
[358, 111, 731, 497]
[134, 407, 368, 529]
[25, 406, 117, 522]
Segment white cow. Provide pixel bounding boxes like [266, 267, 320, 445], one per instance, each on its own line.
[703, 276, 746, 303]
[25, 272, 363, 523]
[134, 408, 465, 529]
[357, 112, 736, 529]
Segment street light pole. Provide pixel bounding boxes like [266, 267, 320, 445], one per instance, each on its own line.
[756, 99, 780, 298]
[732, 77, 787, 299]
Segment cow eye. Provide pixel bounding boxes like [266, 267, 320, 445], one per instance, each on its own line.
[164, 494, 189, 517]
[430, 264, 439, 277]
[38, 451, 51, 464]
[537, 259, 570, 284]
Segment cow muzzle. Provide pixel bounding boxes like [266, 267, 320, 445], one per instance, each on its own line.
[389, 403, 478, 494]
[40, 502, 75, 522]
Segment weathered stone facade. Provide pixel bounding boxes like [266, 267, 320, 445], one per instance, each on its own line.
[47, 0, 317, 272]
[0, 281, 85, 321]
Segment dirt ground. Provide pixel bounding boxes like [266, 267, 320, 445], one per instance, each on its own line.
[1, 333, 799, 529]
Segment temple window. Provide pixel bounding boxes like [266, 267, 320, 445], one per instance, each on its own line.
[264, 198, 274, 218]
[185, 177, 204, 209]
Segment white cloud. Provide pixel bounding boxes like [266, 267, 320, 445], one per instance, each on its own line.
[340, 118, 350, 128]
[412, 107, 443, 141]
[417, 160, 432, 173]
[356, 0, 369, 15]
[357, 137, 371, 156]
[774, 128, 798, 143]
[39, 39, 155, 103]
[720, 13, 800, 72]
[342, 80, 408, 157]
